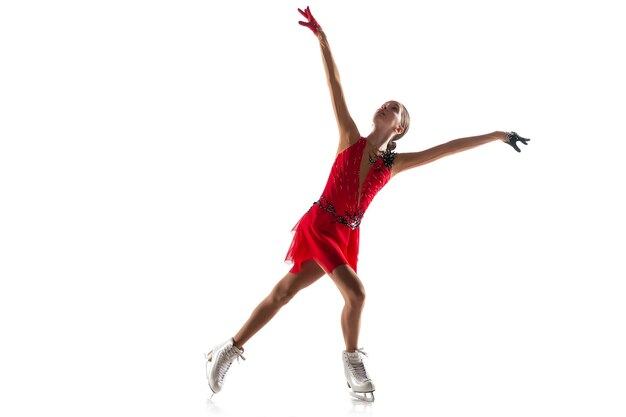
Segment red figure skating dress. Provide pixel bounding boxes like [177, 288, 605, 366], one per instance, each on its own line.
[285, 137, 396, 274]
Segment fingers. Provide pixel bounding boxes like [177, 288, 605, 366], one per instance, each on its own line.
[297, 6, 320, 35]
[507, 141, 521, 152]
[298, 21, 315, 31]
[516, 135, 530, 148]
[298, 6, 312, 19]
[508, 138, 530, 152]
[505, 131, 531, 153]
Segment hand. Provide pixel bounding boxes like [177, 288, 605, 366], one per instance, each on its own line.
[298, 6, 322, 35]
[505, 131, 530, 153]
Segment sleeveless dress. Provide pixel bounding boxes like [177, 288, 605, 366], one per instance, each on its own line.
[285, 137, 396, 274]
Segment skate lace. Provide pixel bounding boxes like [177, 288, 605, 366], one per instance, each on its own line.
[216, 346, 245, 384]
[349, 348, 370, 382]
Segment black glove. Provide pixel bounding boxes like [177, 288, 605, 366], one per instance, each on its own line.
[505, 131, 530, 153]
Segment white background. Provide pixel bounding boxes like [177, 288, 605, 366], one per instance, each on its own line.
[1, 1, 625, 416]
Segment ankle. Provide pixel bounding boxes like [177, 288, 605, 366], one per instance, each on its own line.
[232, 339, 244, 352]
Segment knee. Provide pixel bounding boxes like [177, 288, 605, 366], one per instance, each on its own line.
[346, 285, 366, 308]
[269, 285, 298, 307]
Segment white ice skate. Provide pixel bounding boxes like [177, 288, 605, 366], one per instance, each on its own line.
[205, 338, 245, 398]
[342, 348, 375, 402]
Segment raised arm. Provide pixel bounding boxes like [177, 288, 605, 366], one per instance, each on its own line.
[298, 6, 360, 153]
[391, 131, 530, 176]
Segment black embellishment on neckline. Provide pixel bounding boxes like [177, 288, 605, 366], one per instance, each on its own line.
[368, 148, 396, 171]
[382, 149, 396, 170]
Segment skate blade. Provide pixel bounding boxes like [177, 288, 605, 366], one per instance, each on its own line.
[207, 382, 219, 397]
[205, 351, 219, 397]
[349, 391, 375, 402]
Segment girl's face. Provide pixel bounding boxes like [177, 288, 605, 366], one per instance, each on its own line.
[373, 101, 403, 132]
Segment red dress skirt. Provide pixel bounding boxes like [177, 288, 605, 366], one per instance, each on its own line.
[285, 138, 395, 274]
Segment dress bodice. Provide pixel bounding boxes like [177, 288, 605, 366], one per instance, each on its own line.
[315, 138, 395, 229]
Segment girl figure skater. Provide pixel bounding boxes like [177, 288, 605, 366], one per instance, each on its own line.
[206, 6, 529, 402]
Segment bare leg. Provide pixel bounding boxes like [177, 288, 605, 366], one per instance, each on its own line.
[232, 261, 325, 349]
[328, 265, 366, 352]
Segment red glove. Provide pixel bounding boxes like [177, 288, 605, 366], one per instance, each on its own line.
[298, 6, 322, 35]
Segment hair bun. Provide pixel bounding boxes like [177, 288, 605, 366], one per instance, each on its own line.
[387, 140, 397, 152]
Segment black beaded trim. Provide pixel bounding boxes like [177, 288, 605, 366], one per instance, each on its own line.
[314, 196, 363, 230]
[381, 149, 396, 170]
[370, 149, 396, 171]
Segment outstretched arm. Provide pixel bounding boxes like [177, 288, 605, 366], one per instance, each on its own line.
[298, 7, 360, 153]
[392, 131, 514, 176]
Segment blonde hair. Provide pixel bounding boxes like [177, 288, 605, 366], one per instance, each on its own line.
[387, 103, 410, 151]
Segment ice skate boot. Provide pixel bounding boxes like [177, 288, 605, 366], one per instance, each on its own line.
[342, 348, 375, 402]
[205, 338, 245, 398]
